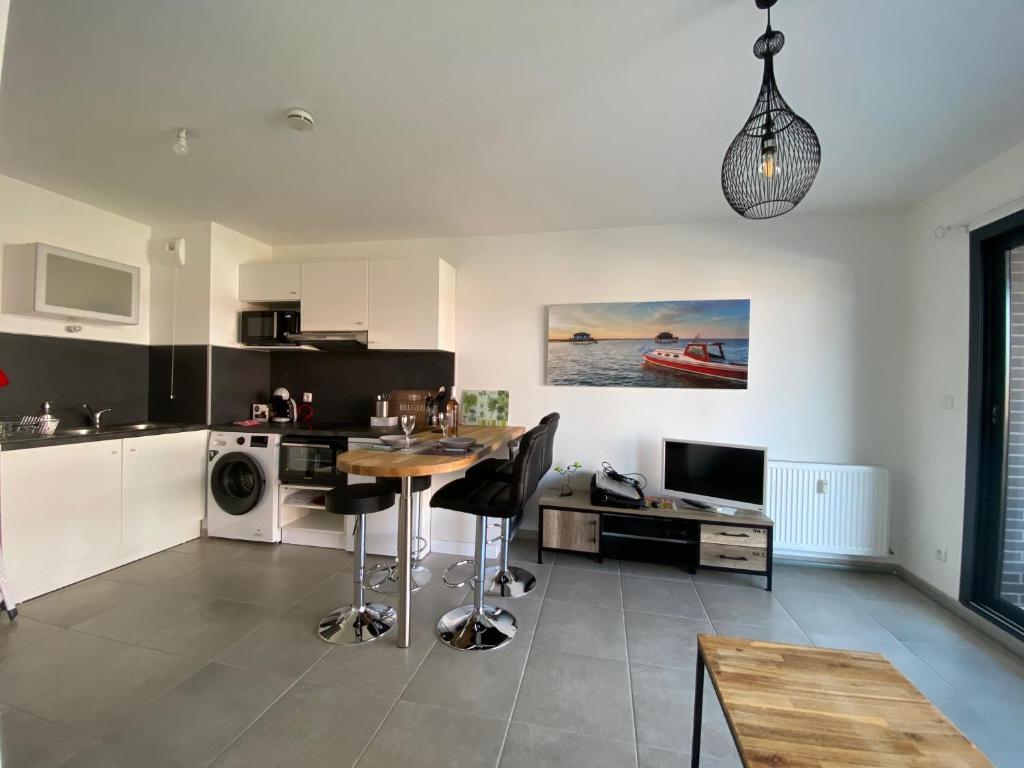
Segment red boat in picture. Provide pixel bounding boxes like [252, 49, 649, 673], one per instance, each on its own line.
[642, 337, 748, 383]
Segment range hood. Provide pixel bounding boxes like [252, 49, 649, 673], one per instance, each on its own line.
[285, 330, 368, 351]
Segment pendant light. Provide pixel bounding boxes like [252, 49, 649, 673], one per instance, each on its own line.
[721, 0, 820, 220]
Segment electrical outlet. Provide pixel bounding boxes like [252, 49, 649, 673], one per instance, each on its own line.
[935, 547, 948, 562]
[941, 394, 955, 411]
[302, 392, 313, 403]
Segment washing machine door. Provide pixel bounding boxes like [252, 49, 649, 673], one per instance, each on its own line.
[210, 452, 266, 515]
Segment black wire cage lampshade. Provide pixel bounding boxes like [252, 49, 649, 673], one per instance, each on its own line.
[721, 0, 820, 220]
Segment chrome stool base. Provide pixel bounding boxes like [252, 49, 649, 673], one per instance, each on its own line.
[367, 563, 432, 594]
[317, 603, 397, 645]
[486, 565, 536, 598]
[437, 604, 517, 651]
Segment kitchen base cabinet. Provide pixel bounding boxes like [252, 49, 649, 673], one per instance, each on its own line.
[1, 441, 123, 590]
[123, 431, 207, 543]
[0, 431, 207, 602]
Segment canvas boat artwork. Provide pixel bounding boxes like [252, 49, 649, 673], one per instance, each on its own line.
[546, 299, 750, 389]
[641, 336, 748, 383]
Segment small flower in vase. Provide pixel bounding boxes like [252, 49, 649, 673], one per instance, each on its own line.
[553, 461, 583, 497]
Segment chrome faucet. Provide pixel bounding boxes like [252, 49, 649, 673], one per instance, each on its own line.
[83, 404, 113, 428]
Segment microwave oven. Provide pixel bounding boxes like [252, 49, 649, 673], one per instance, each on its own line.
[239, 310, 300, 346]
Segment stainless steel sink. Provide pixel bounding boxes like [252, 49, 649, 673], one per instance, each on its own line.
[56, 423, 172, 436]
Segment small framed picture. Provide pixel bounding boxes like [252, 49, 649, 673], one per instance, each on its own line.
[251, 403, 269, 421]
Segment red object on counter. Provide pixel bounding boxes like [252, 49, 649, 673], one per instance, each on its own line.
[297, 402, 314, 423]
[0, 369, 9, 387]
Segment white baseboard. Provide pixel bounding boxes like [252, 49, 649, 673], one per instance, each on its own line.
[896, 566, 1024, 662]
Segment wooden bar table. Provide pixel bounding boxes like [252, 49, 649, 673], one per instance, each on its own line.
[338, 424, 524, 648]
[691, 635, 992, 767]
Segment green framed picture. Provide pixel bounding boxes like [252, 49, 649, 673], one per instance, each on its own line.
[460, 390, 509, 426]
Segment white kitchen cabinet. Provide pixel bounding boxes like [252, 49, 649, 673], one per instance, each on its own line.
[239, 262, 301, 302]
[0, 440, 123, 584]
[122, 431, 207, 543]
[300, 261, 368, 331]
[367, 257, 456, 351]
[0, 430, 207, 601]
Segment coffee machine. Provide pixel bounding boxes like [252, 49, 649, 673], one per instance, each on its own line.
[270, 387, 297, 423]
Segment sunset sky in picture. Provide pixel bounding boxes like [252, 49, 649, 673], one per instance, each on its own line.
[547, 300, 750, 341]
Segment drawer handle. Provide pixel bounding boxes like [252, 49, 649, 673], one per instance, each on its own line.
[718, 531, 749, 538]
[592, 520, 598, 543]
[718, 554, 749, 561]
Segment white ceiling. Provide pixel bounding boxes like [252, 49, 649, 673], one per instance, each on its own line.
[1, 0, 1023, 245]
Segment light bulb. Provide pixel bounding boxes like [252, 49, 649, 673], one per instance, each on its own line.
[173, 128, 189, 156]
[759, 150, 776, 178]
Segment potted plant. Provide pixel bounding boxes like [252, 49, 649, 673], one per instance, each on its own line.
[553, 461, 583, 497]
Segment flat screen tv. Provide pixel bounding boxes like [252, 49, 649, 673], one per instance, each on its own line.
[662, 438, 767, 513]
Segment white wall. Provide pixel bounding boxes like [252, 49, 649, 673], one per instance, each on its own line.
[149, 220, 271, 347]
[898, 138, 1024, 599]
[0, 174, 151, 343]
[208, 222, 272, 347]
[274, 211, 909, 531]
[149, 222, 212, 346]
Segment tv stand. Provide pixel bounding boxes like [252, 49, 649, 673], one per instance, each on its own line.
[538, 493, 773, 590]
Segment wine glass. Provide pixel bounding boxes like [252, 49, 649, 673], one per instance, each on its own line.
[438, 412, 450, 440]
[400, 415, 416, 448]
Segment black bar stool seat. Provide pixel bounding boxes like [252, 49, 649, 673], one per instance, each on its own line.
[430, 424, 549, 651]
[317, 484, 397, 645]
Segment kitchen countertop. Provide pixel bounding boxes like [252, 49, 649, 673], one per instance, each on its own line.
[214, 421, 406, 439]
[0, 423, 208, 451]
[0, 420, 411, 451]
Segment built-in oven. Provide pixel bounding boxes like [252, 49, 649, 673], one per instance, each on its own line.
[279, 435, 348, 485]
[239, 310, 300, 346]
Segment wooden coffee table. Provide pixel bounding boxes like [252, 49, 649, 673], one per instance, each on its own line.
[692, 635, 992, 767]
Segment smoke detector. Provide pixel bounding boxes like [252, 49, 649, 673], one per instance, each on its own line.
[286, 108, 315, 132]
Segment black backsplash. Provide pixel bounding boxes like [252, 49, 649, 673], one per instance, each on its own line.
[270, 349, 455, 423]
[0, 332, 149, 426]
[0, 332, 455, 429]
[148, 345, 209, 425]
[209, 346, 271, 424]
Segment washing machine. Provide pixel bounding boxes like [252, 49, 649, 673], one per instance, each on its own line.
[207, 431, 281, 542]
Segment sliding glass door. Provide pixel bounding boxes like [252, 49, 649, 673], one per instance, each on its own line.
[963, 211, 1024, 638]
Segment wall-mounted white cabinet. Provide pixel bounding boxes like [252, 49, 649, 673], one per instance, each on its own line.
[368, 257, 456, 351]
[0, 430, 207, 601]
[238, 262, 301, 302]
[238, 256, 455, 350]
[300, 261, 368, 331]
[2, 243, 140, 324]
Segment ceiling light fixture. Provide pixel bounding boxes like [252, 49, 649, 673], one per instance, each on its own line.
[172, 128, 189, 156]
[286, 108, 315, 132]
[721, 0, 820, 220]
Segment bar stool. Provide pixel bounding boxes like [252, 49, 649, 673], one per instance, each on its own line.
[462, 413, 560, 598]
[430, 424, 548, 651]
[365, 476, 432, 593]
[317, 484, 398, 645]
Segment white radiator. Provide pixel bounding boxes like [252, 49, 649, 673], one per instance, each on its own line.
[766, 461, 891, 558]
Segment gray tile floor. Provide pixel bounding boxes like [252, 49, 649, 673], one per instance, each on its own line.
[2, 536, 1024, 767]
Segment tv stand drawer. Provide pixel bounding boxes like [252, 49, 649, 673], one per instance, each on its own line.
[699, 543, 767, 572]
[701, 524, 768, 548]
[542, 509, 600, 554]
